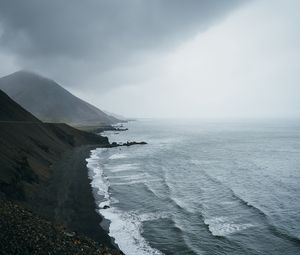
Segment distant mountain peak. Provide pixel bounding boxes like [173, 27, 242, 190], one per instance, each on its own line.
[0, 71, 121, 126]
[14, 69, 37, 75]
[6, 70, 57, 84]
[7, 70, 46, 79]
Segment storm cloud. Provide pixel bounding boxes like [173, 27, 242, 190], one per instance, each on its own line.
[0, 0, 246, 89]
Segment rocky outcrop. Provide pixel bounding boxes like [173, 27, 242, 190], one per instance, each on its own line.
[110, 141, 147, 147]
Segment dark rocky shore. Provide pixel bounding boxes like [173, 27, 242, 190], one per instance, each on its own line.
[30, 146, 117, 249]
[0, 199, 120, 255]
[110, 141, 147, 147]
[77, 124, 128, 134]
[0, 89, 123, 254]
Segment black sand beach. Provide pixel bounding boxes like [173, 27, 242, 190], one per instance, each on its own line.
[0, 89, 123, 254]
[0, 143, 123, 254]
[30, 145, 116, 248]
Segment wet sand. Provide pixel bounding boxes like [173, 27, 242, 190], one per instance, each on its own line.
[30, 145, 119, 250]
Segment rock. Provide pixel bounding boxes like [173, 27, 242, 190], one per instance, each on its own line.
[64, 231, 76, 237]
[0, 200, 124, 255]
[111, 142, 118, 147]
[109, 141, 147, 148]
[122, 141, 147, 146]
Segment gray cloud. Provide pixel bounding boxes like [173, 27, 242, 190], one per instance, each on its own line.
[0, 0, 246, 89]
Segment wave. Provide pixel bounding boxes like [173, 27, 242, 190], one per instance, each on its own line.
[86, 148, 111, 208]
[100, 208, 165, 255]
[267, 225, 300, 245]
[218, 182, 300, 243]
[190, 159, 300, 243]
[144, 182, 163, 199]
[109, 173, 161, 186]
[109, 173, 149, 181]
[86, 149, 165, 255]
[109, 153, 128, 160]
[112, 179, 161, 186]
[145, 180, 196, 216]
[106, 163, 139, 173]
[204, 216, 255, 236]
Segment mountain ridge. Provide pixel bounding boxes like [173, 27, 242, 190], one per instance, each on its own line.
[0, 88, 122, 252]
[0, 70, 121, 126]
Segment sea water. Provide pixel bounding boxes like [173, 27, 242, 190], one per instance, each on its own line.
[86, 119, 300, 255]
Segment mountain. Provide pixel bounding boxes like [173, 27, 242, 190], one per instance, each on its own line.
[103, 110, 129, 122]
[0, 87, 40, 122]
[0, 89, 122, 252]
[0, 71, 120, 126]
[0, 89, 108, 200]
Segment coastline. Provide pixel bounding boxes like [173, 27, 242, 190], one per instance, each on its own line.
[27, 145, 122, 253]
[0, 83, 126, 252]
[85, 131, 165, 255]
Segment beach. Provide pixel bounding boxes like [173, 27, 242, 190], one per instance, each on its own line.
[27, 145, 120, 250]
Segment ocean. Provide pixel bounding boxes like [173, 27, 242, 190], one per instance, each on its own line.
[86, 119, 300, 255]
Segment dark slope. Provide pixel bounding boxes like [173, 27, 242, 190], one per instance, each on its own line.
[0, 70, 120, 126]
[0, 88, 108, 200]
[0, 87, 40, 122]
[0, 89, 120, 251]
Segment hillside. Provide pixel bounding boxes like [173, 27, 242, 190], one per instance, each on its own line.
[0, 71, 120, 126]
[0, 89, 120, 252]
[0, 87, 40, 122]
[0, 89, 108, 200]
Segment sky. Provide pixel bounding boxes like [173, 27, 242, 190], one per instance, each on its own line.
[0, 0, 299, 119]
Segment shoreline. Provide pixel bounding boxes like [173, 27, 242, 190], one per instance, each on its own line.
[0, 88, 124, 253]
[28, 145, 122, 252]
[86, 137, 164, 255]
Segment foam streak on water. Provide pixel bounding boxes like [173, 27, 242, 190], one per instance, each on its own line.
[87, 119, 300, 255]
[86, 149, 164, 255]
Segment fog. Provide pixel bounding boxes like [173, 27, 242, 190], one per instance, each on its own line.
[0, 0, 299, 119]
[86, 0, 299, 119]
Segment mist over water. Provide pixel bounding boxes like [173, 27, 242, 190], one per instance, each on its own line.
[87, 119, 300, 255]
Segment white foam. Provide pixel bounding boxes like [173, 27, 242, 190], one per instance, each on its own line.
[109, 173, 149, 181]
[139, 212, 170, 222]
[107, 163, 139, 173]
[101, 208, 165, 255]
[109, 173, 160, 186]
[86, 148, 111, 207]
[109, 153, 128, 160]
[86, 149, 165, 255]
[112, 179, 161, 186]
[204, 216, 255, 236]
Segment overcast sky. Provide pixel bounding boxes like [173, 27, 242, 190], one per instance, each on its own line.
[0, 0, 299, 119]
